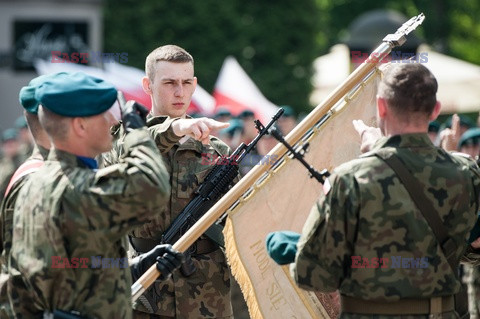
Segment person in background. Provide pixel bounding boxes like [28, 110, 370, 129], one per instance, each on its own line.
[238, 110, 257, 144]
[427, 120, 440, 145]
[0, 129, 21, 198]
[277, 105, 297, 136]
[14, 116, 34, 162]
[0, 74, 53, 317]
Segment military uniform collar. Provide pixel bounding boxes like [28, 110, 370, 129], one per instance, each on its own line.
[48, 148, 96, 169]
[371, 133, 433, 152]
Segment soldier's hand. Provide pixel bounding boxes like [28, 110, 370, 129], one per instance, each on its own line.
[439, 114, 461, 151]
[155, 245, 185, 281]
[130, 244, 184, 281]
[472, 237, 480, 249]
[122, 101, 149, 132]
[172, 118, 229, 144]
[353, 120, 382, 153]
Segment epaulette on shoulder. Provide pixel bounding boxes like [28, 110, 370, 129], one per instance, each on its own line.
[209, 136, 230, 156]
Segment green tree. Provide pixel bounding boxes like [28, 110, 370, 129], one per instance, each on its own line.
[104, 0, 321, 114]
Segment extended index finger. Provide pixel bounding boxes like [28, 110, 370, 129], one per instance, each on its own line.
[352, 119, 367, 135]
[451, 114, 460, 136]
[205, 118, 230, 129]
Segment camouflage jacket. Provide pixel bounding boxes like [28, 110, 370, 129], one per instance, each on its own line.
[0, 145, 48, 318]
[8, 129, 170, 319]
[103, 116, 233, 318]
[291, 133, 480, 301]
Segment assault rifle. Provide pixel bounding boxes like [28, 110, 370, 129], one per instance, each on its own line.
[160, 109, 283, 275]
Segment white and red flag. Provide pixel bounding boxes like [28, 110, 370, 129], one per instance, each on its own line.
[213, 56, 278, 122]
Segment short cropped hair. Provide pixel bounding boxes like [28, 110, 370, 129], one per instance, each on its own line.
[378, 63, 438, 116]
[24, 111, 43, 138]
[38, 106, 70, 142]
[145, 45, 194, 82]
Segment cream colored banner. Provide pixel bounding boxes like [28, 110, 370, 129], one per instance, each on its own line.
[224, 70, 381, 319]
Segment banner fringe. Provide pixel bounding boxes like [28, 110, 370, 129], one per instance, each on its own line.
[224, 217, 263, 319]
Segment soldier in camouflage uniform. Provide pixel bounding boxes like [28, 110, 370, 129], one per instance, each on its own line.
[7, 72, 184, 318]
[0, 128, 22, 199]
[291, 63, 480, 318]
[103, 44, 234, 318]
[0, 74, 53, 318]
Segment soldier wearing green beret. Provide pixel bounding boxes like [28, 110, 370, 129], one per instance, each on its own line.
[0, 73, 55, 318]
[0, 128, 22, 199]
[7, 72, 184, 318]
[290, 63, 480, 318]
[102, 45, 236, 319]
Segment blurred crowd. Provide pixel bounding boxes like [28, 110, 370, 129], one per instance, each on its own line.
[0, 116, 34, 197]
[428, 113, 480, 161]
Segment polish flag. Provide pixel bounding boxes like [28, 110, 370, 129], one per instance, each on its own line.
[34, 60, 215, 115]
[213, 56, 278, 122]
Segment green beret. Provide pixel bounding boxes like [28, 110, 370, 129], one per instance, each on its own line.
[280, 105, 295, 117]
[35, 72, 117, 117]
[14, 116, 27, 129]
[265, 231, 300, 265]
[237, 110, 255, 119]
[214, 108, 232, 119]
[428, 121, 440, 133]
[220, 118, 243, 137]
[441, 115, 476, 131]
[459, 128, 480, 148]
[19, 73, 68, 114]
[2, 128, 18, 142]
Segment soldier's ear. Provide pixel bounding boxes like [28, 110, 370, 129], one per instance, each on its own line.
[142, 77, 152, 95]
[376, 97, 387, 119]
[71, 117, 88, 138]
[429, 102, 441, 121]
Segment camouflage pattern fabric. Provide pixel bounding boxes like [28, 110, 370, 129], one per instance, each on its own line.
[0, 145, 48, 318]
[0, 155, 22, 200]
[291, 134, 480, 318]
[103, 116, 234, 318]
[8, 128, 170, 318]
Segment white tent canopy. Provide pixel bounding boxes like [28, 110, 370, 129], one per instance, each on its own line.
[310, 43, 480, 115]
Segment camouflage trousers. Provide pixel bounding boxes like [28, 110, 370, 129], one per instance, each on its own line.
[340, 312, 460, 319]
[132, 309, 234, 319]
[463, 264, 480, 319]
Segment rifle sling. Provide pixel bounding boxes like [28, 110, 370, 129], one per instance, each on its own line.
[375, 150, 457, 271]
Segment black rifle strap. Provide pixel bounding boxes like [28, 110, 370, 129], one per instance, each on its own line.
[375, 149, 457, 271]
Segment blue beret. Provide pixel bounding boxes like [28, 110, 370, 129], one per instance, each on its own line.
[220, 118, 243, 137]
[35, 72, 117, 117]
[19, 73, 68, 114]
[265, 231, 300, 265]
[459, 128, 480, 148]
